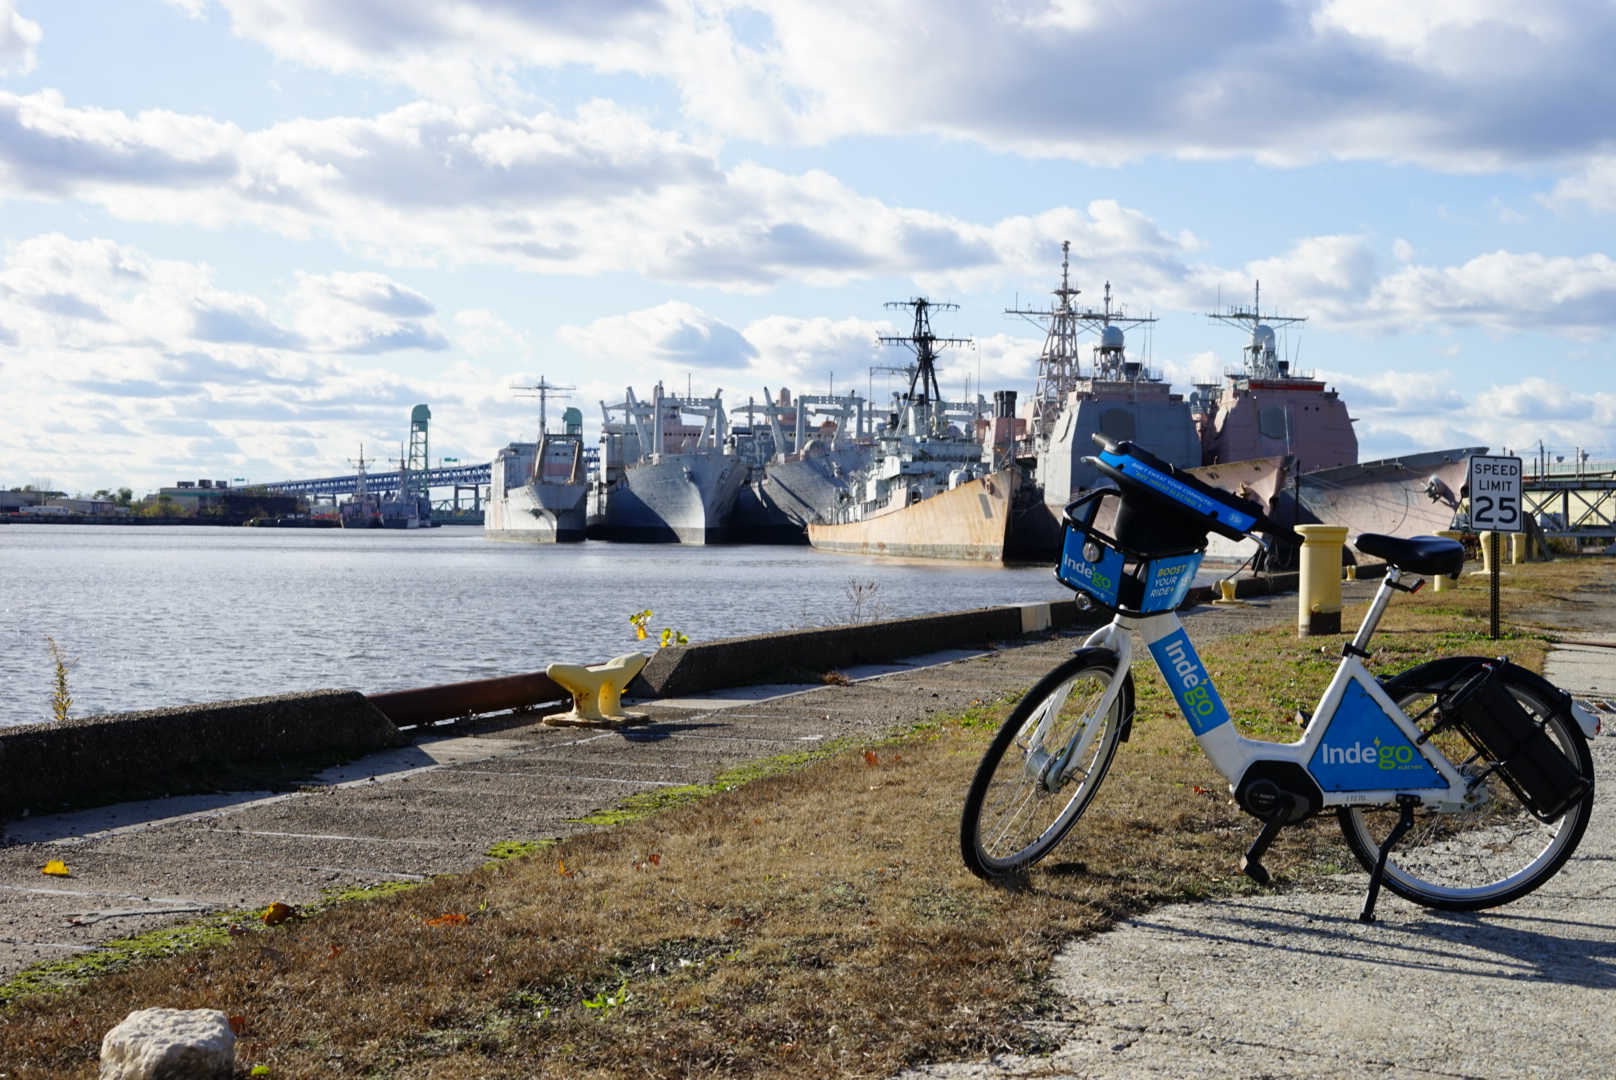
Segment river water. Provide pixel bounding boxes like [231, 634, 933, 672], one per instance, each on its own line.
[0, 525, 1081, 727]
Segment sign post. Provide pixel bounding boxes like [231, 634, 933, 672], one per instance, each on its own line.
[1467, 455, 1523, 640]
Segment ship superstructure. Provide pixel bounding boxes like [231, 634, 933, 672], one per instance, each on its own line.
[1003, 244, 1199, 555]
[486, 383, 589, 543]
[809, 299, 1014, 561]
[1195, 283, 1357, 473]
[587, 384, 747, 543]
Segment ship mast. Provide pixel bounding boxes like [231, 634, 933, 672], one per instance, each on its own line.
[1008, 241, 1157, 441]
[1006, 240, 1082, 442]
[1206, 281, 1305, 380]
[878, 298, 972, 435]
[511, 376, 576, 438]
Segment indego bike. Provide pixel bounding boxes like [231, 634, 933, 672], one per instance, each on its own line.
[961, 436, 1599, 921]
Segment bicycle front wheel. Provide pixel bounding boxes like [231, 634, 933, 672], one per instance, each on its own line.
[1337, 659, 1595, 911]
[961, 650, 1129, 880]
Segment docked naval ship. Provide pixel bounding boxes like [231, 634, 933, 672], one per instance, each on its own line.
[587, 384, 748, 544]
[1195, 285, 1482, 557]
[728, 388, 875, 543]
[1003, 244, 1200, 556]
[808, 298, 1015, 561]
[485, 405, 588, 543]
[1192, 284, 1356, 473]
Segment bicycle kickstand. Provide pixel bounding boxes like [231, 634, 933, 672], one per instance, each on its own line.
[1359, 794, 1421, 924]
[1238, 794, 1297, 886]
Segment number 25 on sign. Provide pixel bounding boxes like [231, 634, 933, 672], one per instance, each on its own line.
[1468, 455, 1522, 531]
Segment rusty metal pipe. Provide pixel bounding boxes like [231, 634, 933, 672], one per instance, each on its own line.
[367, 671, 567, 728]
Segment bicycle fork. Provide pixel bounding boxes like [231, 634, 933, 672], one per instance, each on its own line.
[1022, 626, 1134, 794]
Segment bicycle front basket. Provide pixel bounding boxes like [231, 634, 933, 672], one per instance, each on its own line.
[1056, 489, 1204, 615]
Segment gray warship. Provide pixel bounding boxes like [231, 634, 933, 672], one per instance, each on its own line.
[728, 387, 875, 544]
[1192, 283, 1357, 473]
[1004, 244, 1200, 555]
[809, 298, 1015, 561]
[587, 384, 748, 544]
[485, 404, 588, 543]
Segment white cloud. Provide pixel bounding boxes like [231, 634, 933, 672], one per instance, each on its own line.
[0, 90, 1203, 292]
[453, 308, 528, 359]
[0, 0, 40, 76]
[560, 302, 758, 373]
[1547, 157, 1616, 214]
[0, 235, 493, 494]
[175, 0, 1616, 169]
[1328, 368, 1616, 458]
[1191, 237, 1616, 341]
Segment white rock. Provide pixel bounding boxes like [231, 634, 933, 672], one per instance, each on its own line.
[100, 1008, 235, 1080]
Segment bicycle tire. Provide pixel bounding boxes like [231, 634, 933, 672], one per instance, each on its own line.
[1337, 658, 1594, 911]
[961, 650, 1130, 880]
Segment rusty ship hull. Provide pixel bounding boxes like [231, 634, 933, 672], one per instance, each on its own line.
[807, 469, 1015, 561]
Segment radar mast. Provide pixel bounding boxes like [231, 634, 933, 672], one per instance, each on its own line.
[1207, 281, 1305, 380]
[878, 298, 972, 435]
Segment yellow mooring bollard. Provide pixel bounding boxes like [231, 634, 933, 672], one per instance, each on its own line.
[544, 652, 651, 727]
[1296, 524, 1350, 637]
[1473, 530, 1497, 576]
[1510, 531, 1526, 564]
[1435, 530, 1463, 591]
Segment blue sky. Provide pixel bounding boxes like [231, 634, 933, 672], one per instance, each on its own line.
[2, 0, 1615, 494]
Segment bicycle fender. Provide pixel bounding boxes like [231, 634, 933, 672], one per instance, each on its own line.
[1382, 655, 1596, 741]
[1069, 645, 1136, 742]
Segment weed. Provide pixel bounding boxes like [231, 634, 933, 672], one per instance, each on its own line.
[45, 636, 77, 722]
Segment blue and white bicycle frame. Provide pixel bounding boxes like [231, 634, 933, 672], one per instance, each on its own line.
[1049, 476, 1599, 813]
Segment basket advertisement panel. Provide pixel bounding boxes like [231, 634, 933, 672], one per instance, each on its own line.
[1307, 679, 1446, 792]
[1097, 449, 1259, 534]
[1057, 525, 1124, 607]
[1140, 553, 1203, 613]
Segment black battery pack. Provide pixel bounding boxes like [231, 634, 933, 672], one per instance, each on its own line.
[1442, 665, 1589, 822]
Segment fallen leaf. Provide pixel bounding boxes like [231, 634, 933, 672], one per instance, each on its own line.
[427, 913, 467, 927]
[863, 750, 879, 766]
[558, 859, 574, 878]
[41, 860, 69, 877]
[752, 818, 762, 825]
[1192, 786, 1211, 795]
[228, 1016, 246, 1036]
[261, 902, 295, 926]
[648, 853, 661, 866]
[327, 944, 343, 959]
[227, 924, 249, 938]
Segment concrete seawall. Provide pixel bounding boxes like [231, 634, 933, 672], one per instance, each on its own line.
[0, 690, 408, 812]
[0, 578, 1313, 815]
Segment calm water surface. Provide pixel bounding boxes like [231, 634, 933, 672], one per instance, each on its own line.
[0, 525, 1078, 726]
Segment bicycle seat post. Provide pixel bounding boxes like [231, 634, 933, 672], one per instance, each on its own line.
[1347, 566, 1403, 656]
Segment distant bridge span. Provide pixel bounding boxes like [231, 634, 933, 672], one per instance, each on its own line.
[264, 462, 492, 497]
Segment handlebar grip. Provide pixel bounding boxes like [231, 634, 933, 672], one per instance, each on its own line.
[1259, 517, 1304, 547]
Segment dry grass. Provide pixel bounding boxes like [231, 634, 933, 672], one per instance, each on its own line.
[2, 558, 1609, 1079]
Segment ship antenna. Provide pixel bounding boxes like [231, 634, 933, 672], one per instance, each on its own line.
[511, 377, 576, 439]
[878, 297, 971, 433]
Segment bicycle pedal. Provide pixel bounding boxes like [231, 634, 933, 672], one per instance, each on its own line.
[1237, 792, 1294, 889]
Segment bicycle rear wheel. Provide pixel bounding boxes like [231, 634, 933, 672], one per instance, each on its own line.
[1337, 659, 1594, 911]
[961, 650, 1129, 880]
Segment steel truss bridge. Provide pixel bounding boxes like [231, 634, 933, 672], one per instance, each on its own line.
[264, 462, 491, 498]
[1525, 471, 1616, 540]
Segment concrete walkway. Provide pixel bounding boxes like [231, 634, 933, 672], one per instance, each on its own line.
[904, 635, 1616, 1079]
[0, 629, 1129, 983]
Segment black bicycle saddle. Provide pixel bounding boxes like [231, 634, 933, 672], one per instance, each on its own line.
[1354, 533, 1466, 577]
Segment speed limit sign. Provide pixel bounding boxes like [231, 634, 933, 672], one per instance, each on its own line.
[1468, 455, 1523, 531]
